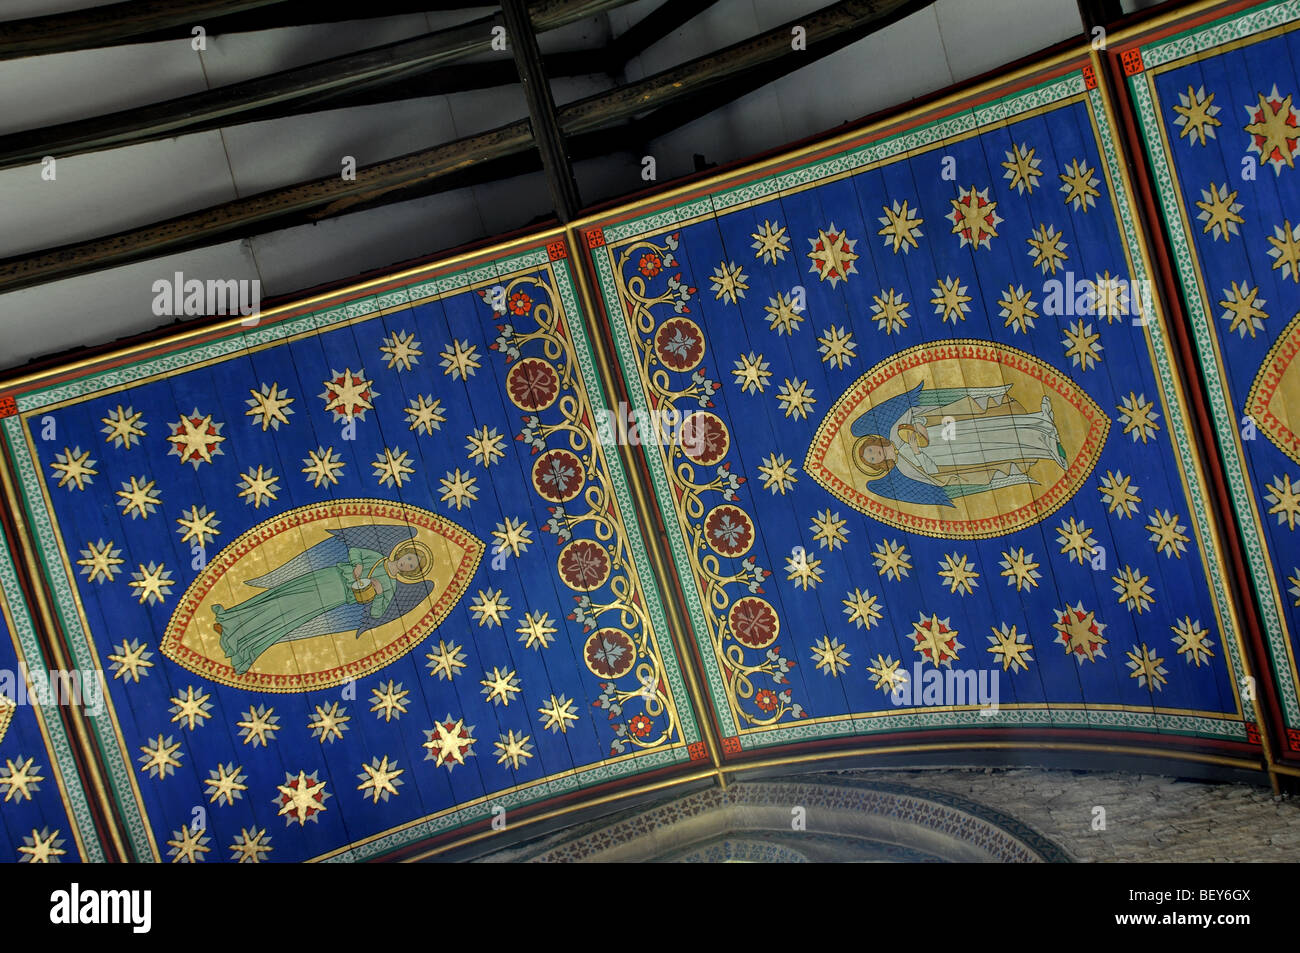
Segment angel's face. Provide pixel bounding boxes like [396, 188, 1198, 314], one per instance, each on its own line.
[862, 443, 893, 465]
[394, 552, 421, 574]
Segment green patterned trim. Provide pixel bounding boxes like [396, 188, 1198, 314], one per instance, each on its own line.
[1139, 0, 1300, 69]
[0, 542, 105, 861]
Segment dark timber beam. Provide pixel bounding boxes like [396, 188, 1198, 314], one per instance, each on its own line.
[0, 0, 925, 293]
[502, 0, 583, 221]
[0, 0, 288, 61]
[0, 0, 631, 171]
[606, 0, 722, 65]
[1076, 0, 1124, 33]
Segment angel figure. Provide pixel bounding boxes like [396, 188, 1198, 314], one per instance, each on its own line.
[213, 525, 436, 674]
[850, 382, 1068, 507]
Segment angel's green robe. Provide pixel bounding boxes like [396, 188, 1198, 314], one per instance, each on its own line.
[216, 547, 397, 674]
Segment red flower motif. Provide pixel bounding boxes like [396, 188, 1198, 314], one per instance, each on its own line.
[506, 357, 560, 412]
[584, 628, 636, 679]
[638, 253, 663, 277]
[755, 689, 778, 713]
[508, 291, 532, 315]
[704, 505, 754, 557]
[532, 448, 584, 503]
[680, 412, 729, 465]
[728, 596, 779, 649]
[559, 539, 610, 591]
[654, 318, 705, 372]
[628, 713, 654, 738]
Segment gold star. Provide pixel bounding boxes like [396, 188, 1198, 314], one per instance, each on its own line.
[0, 756, 44, 802]
[810, 635, 851, 677]
[1099, 470, 1142, 518]
[230, 827, 272, 863]
[439, 340, 481, 381]
[910, 613, 962, 668]
[108, 638, 154, 682]
[425, 639, 467, 681]
[492, 517, 533, 557]
[1171, 617, 1215, 667]
[764, 292, 805, 335]
[372, 447, 415, 488]
[1195, 182, 1244, 241]
[1113, 565, 1156, 613]
[423, 716, 477, 769]
[1062, 319, 1102, 370]
[1027, 223, 1069, 275]
[1244, 86, 1300, 172]
[236, 465, 280, 508]
[319, 367, 378, 421]
[1173, 85, 1221, 146]
[301, 446, 345, 488]
[842, 587, 882, 629]
[495, 729, 535, 770]
[175, 505, 220, 547]
[379, 330, 422, 371]
[931, 275, 972, 324]
[710, 260, 749, 304]
[751, 219, 790, 264]
[758, 453, 798, 494]
[101, 405, 146, 449]
[867, 654, 907, 694]
[169, 684, 213, 729]
[1265, 473, 1300, 529]
[987, 623, 1033, 673]
[938, 552, 980, 595]
[810, 509, 848, 550]
[439, 468, 479, 510]
[1001, 142, 1043, 194]
[275, 770, 329, 825]
[517, 610, 557, 651]
[998, 284, 1038, 334]
[1290, 568, 1300, 607]
[129, 561, 174, 606]
[470, 588, 511, 627]
[776, 378, 816, 420]
[236, 705, 280, 747]
[1267, 220, 1300, 282]
[1126, 643, 1169, 691]
[807, 222, 859, 286]
[873, 539, 912, 581]
[999, 547, 1041, 592]
[167, 409, 227, 467]
[1057, 517, 1097, 565]
[538, 694, 579, 734]
[785, 549, 823, 591]
[1117, 392, 1160, 443]
[1147, 509, 1189, 558]
[871, 288, 910, 334]
[1059, 158, 1100, 211]
[950, 185, 1002, 248]
[370, 680, 409, 722]
[1218, 282, 1268, 338]
[308, 701, 350, 744]
[878, 199, 924, 253]
[244, 382, 294, 432]
[166, 826, 211, 863]
[77, 538, 124, 584]
[816, 326, 856, 369]
[138, 734, 183, 779]
[466, 425, 506, 467]
[480, 666, 522, 706]
[356, 755, 404, 803]
[19, 827, 66, 863]
[733, 352, 772, 393]
[1053, 602, 1108, 663]
[406, 394, 447, 435]
[50, 446, 97, 491]
[204, 762, 247, 805]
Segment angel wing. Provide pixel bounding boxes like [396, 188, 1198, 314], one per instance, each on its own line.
[243, 524, 418, 590]
[357, 580, 435, 642]
[867, 466, 953, 507]
[850, 383, 924, 438]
